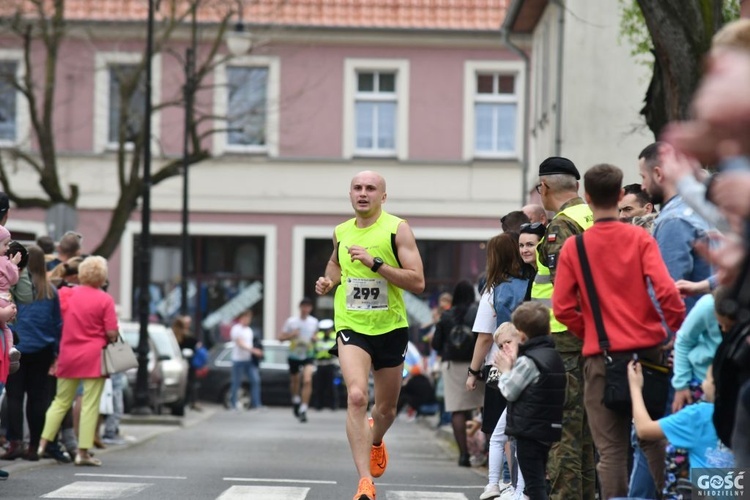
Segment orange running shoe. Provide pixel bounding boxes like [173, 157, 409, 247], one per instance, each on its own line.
[353, 477, 376, 500]
[370, 440, 388, 478]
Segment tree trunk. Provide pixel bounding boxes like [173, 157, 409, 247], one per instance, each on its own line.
[636, 0, 723, 136]
[92, 181, 142, 259]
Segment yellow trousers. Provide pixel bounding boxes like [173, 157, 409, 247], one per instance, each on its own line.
[41, 377, 105, 450]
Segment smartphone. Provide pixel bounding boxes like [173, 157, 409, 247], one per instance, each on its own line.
[632, 353, 639, 362]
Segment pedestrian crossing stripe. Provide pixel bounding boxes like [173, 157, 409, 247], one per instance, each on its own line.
[386, 493, 468, 500]
[42, 481, 151, 499]
[217, 486, 310, 500]
[41, 482, 472, 499]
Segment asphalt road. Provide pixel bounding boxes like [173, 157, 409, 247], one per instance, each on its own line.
[0, 405, 487, 499]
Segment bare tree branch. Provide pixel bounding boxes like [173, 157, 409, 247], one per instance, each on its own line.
[7, 148, 43, 175]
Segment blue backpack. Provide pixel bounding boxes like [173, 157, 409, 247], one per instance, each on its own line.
[191, 346, 209, 369]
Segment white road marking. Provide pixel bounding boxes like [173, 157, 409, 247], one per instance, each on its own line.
[217, 486, 310, 500]
[42, 481, 151, 499]
[387, 492, 469, 500]
[223, 477, 337, 485]
[377, 483, 483, 489]
[75, 473, 187, 480]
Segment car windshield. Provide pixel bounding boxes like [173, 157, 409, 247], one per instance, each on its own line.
[151, 329, 178, 358]
[120, 329, 139, 349]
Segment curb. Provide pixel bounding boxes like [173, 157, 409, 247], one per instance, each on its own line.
[0, 406, 218, 477]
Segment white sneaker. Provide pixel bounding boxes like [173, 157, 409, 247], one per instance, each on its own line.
[479, 483, 501, 500]
[498, 485, 516, 500]
[507, 489, 528, 500]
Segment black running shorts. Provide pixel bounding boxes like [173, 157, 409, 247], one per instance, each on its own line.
[331, 327, 408, 371]
[288, 358, 314, 375]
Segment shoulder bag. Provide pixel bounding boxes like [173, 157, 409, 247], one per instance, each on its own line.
[101, 335, 139, 376]
[576, 234, 670, 419]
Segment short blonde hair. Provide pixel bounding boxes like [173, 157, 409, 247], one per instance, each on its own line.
[78, 256, 108, 288]
[713, 19, 750, 52]
[493, 322, 520, 346]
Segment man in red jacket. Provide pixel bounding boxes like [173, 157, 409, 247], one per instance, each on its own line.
[552, 164, 685, 499]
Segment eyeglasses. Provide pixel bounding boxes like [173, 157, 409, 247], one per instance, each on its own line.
[534, 183, 544, 194]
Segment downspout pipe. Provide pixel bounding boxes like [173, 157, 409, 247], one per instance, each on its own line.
[551, 0, 565, 156]
[500, 28, 531, 206]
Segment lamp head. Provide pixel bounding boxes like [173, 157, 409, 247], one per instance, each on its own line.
[226, 22, 252, 56]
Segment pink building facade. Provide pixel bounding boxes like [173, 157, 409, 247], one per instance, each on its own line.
[0, 1, 524, 340]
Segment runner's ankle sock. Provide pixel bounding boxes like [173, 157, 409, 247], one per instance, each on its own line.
[299, 403, 308, 413]
[292, 395, 301, 404]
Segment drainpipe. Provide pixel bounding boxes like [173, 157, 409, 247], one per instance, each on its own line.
[551, 0, 565, 156]
[500, 28, 531, 205]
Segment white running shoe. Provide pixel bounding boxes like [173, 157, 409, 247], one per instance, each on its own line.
[498, 484, 517, 500]
[479, 483, 501, 500]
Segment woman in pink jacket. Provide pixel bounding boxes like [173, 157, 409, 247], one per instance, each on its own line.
[38, 256, 119, 466]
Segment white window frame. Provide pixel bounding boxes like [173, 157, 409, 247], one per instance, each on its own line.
[0, 49, 30, 149]
[213, 55, 280, 157]
[94, 51, 161, 153]
[463, 60, 525, 161]
[343, 58, 409, 160]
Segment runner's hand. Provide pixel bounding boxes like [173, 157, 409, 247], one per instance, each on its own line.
[347, 245, 374, 268]
[315, 276, 334, 295]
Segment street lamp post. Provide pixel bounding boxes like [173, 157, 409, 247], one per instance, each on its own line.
[180, 6, 197, 317]
[133, 0, 156, 415]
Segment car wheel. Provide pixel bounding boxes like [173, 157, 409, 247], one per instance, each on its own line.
[170, 399, 186, 417]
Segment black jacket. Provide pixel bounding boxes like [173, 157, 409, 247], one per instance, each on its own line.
[431, 303, 478, 362]
[505, 336, 565, 443]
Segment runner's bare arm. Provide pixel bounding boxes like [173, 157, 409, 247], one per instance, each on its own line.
[376, 221, 425, 294]
[315, 233, 341, 296]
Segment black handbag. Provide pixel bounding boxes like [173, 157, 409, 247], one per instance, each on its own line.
[576, 234, 671, 419]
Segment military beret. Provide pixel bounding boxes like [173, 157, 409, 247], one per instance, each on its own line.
[539, 157, 580, 180]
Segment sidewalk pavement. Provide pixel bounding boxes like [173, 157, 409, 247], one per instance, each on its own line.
[412, 411, 489, 472]
[0, 404, 219, 476]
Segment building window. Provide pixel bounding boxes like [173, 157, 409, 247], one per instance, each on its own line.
[108, 64, 146, 145]
[94, 52, 160, 153]
[227, 66, 268, 147]
[213, 56, 279, 156]
[474, 73, 517, 155]
[0, 61, 18, 142]
[463, 61, 524, 161]
[133, 233, 266, 343]
[343, 59, 409, 160]
[355, 71, 397, 154]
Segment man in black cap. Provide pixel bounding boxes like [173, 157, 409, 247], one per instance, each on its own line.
[278, 297, 319, 422]
[530, 157, 596, 500]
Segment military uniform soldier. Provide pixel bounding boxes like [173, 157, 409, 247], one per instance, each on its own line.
[532, 157, 596, 500]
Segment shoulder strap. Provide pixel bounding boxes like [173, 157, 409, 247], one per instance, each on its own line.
[575, 234, 610, 353]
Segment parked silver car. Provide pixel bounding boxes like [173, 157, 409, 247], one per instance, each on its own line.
[119, 322, 189, 416]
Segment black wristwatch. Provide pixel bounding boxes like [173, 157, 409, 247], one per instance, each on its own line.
[371, 257, 384, 273]
[467, 366, 482, 378]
